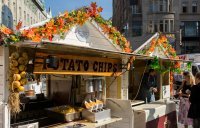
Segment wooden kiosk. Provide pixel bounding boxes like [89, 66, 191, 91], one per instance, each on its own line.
[107, 33, 180, 128]
[0, 3, 134, 128]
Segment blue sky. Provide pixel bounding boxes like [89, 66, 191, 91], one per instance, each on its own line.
[45, 0, 112, 19]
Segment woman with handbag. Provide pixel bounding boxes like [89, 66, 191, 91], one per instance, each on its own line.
[177, 71, 194, 128]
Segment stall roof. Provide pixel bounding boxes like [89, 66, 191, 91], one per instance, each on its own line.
[133, 32, 187, 61]
[0, 3, 132, 55]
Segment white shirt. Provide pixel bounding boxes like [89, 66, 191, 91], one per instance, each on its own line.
[32, 82, 42, 94]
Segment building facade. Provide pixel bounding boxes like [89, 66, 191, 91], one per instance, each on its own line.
[0, 0, 51, 29]
[113, 0, 200, 54]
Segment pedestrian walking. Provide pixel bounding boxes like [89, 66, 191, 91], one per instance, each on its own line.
[188, 72, 200, 128]
[177, 71, 194, 128]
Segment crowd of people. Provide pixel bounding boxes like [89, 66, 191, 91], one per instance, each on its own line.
[177, 71, 200, 128]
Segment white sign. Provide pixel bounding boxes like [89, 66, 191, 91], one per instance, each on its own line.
[162, 85, 170, 99]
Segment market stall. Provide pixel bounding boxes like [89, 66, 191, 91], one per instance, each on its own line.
[106, 33, 181, 128]
[0, 3, 134, 128]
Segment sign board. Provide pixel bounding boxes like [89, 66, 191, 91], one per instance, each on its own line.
[34, 52, 122, 76]
[162, 85, 170, 99]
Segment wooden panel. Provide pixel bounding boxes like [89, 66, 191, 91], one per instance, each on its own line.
[34, 52, 122, 76]
[49, 75, 72, 105]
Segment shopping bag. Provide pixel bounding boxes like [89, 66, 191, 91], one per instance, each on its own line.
[150, 92, 155, 102]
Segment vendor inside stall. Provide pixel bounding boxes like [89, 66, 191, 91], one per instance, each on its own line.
[137, 68, 158, 103]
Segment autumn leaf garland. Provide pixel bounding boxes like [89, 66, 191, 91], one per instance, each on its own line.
[0, 2, 132, 54]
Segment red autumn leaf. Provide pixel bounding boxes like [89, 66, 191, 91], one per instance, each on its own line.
[91, 2, 97, 9]
[16, 21, 22, 30]
[48, 35, 53, 41]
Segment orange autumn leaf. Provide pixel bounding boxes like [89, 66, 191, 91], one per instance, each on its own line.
[21, 29, 29, 37]
[124, 47, 131, 53]
[58, 18, 64, 28]
[129, 56, 135, 63]
[162, 43, 167, 48]
[26, 29, 35, 38]
[32, 34, 42, 42]
[46, 19, 54, 29]
[63, 11, 69, 18]
[149, 47, 154, 52]
[97, 7, 103, 13]
[0, 25, 13, 35]
[16, 21, 22, 30]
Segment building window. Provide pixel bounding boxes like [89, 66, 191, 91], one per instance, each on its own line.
[31, 17, 32, 24]
[8, 0, 10, 7]
[8, 16, 11, 28]
[13, 2, 16, 19]
[148, 21, 153, 33]
[170, 20, 174, 32]
[27, 14, 29, 25]
[159, 20, 164, 32]
[1, 12, 4, 24]
[19, 7, 22, 20]
[192, 3, 197, 13]
[182, 21, 200, 37]
[182, 3, 187, 13]
[164, 20, 169, 32]
[132, 5, 141, 14]
[24, 11, 26, 24]
[154, 24, 158, 32]
[2, 0, 4, 3]
[132, 21, 142, 36]
[159, 0, 163, 12]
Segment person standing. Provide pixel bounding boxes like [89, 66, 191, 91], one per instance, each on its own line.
[177, 71, 194, 128]
[188, 72, 200, 128]
[137, 69, 157, 103]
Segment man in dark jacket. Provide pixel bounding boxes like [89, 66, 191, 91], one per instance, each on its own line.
[137, 69, 158, 103]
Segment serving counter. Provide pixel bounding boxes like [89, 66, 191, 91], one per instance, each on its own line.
[47, 117, 122, 128]
[132, 99, 177, 128]
[106, 98, 177, 128]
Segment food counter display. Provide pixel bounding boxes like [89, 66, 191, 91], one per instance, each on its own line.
[48, 117, 122, 128]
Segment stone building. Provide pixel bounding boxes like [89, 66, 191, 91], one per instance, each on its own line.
[0, 0, 52, 29]
[113, 0, 200, 54]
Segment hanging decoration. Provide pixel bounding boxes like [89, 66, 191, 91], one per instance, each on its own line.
[170, 61, 181, 73]
[170, 72, 174, 96]
[149, 57, 160, 70]
[8, 51, 28, 115]
[0, 2, 132, 54]
[187, 62, 192, 71]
